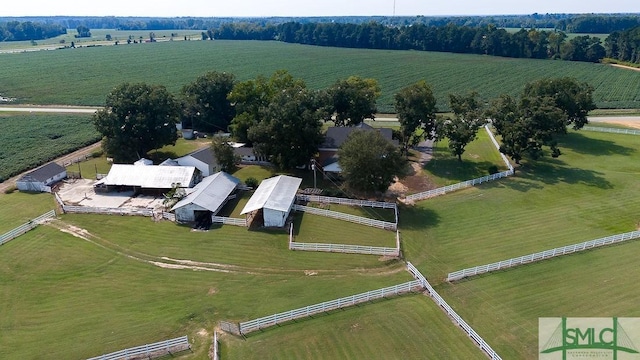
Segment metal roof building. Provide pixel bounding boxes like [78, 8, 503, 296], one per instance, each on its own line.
[241, 175, 302, 227]
[171, 172, 240, 222]
[16, 162, 67, 192]
[95, 164, 198, 190]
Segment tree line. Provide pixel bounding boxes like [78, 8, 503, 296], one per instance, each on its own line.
[0, 21, 66, 41]
[94, 70, 594, 193]
[605, 27, 640, 64]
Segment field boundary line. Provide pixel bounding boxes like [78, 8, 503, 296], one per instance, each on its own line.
[0, 210, 56, 246]
[404, 125, 514, 203]
[581, 126, 640, 136]
[86, 335, 190, 360]
[407, 262, 502, 360]
[447, 230, 640, 281]
[232, 280, 423, 335]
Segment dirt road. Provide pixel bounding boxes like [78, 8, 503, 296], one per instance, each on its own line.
[0, 105, 101, 113]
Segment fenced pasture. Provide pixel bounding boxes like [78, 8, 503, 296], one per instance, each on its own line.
[0, 192, 57, 233]
[0, 113, 99, 182]
[223, 294, 486, 360]
[0, 40, 639, 110]
[86, 335, 190, 360]
[293, 204, 396, 230]
[0, 221, 412, 359]
[438, 238, 640, 359]
[401, 130, 640, 281]
[582, 125, 640, 136]
[0, 210, 56, 246]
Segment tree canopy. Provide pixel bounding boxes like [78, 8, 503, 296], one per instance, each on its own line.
[93, 83, 180, 163]
[211, 136, 240, 173]
[338, 130, 406, 194]
[324, 76, 381, 127]
[394, 80, 438, 154]
[181, 71, 236, 133]
[436, 92, 486, 161]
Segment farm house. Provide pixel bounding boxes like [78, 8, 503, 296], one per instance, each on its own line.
[175, 147, 218, 176]
[94, 164, 199, 193]
[16, 162, 67, 192]
[240, 175, 302, 228]
[171, 172, 240, 222]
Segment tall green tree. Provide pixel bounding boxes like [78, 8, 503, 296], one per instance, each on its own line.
[181, 71, 236, 133]
[338, 130, 406, 194]
[394, 80, 438, 154]
[247, 84, 325, 170]
[211, 136, 240, 173]
[437, 92, 486, 161]
[93, 83, 180, 163]
[325, 76, 381, 126]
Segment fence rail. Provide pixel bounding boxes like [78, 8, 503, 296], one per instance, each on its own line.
[213, 331, 219, 360]
[405, 126, 513, 203]
[0, 210, 56, 246]
[238, 280, 423, 335]
[86, 335, 190, 360]
[211, 216, 247, 227]
[447, 230, 640, 281]
[62, 205, 153, 217]
[296, 195, 397, 209]
[290, 242, 400, 256]
[582, 126, 640, 136]
[62, 153, 92, 167]
[407, 262, 502, 360]
[293, 204, 396, 230]
[162, 212, 176, 222]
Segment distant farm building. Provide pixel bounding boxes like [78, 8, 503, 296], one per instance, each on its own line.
[241, 175, 302, 227]
[171, 172, 240, 222]
[16, 162, 67, 192]
[94, 164, 199, 193]
[175, 148, 218, 176]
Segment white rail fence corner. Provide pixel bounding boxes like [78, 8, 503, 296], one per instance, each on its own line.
[582, 126, 640, 136]
[406, 262, 502, 360]
[404, 126, 513, 203]
[0, 210, 56, 246]
[447, 230, 640, 282]
[236, 280, 423, 335]
[211, 216, 247, 227]
[288, 224, 401, 257]
[293, 204, 396, 230]
[86, 335, 190, 360]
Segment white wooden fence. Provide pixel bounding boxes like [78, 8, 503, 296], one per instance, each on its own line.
[296, 195, 397, 209]
[62, 153, 91, 167]
[582, 126, 640, 136]
[162, 212, 176, 222]
[0, 210, 56, 246]
[289, 224, 401, 256]
[447, 230, 640, 281]
[211, 216, 247, 227]
[86, 335, 190, 360]
[406, 262, 502, 360]
[213, 331, 219, 360]
[62, 205, 154, 217]
[237, 280, 423, 335]
[292, 204, 396, 230]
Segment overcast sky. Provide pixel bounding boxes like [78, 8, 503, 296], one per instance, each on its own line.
[2, 1, 640, 17]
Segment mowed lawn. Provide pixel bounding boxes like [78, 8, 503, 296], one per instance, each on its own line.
[403, 130, 640, 281]
[438, 239, 640, 359]
[0, 223, 418, 360]
[223, 294, 486, 360]
[0, 192, 57, 233]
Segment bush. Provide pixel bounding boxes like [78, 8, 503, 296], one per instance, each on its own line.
[245, 177, 258, 188]
[91, 150, 104, 158]
[4, 185, 17, 194]
[487, 165, 499, 175]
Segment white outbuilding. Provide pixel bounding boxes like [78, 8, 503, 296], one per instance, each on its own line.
[16, 162, 67, 192]
[240, 175, 302, 228]
[171, 172, 240, 222]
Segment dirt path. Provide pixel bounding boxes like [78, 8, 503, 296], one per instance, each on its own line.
[610, 64, 640, 72]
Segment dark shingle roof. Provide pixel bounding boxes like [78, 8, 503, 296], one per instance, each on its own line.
[20, 162, 65, 182]
[321, 123, 397, 149]
[188, 147, 217, 165]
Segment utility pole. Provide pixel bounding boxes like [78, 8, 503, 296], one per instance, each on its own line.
[311, 159, 317, 189]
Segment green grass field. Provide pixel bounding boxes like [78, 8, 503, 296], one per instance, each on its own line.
[0, 113, 99, 182]
[0, 40, 639, 111]
[0, 192, 57, 233]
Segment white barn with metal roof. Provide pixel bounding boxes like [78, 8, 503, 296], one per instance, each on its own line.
[95, 164, 198, 191]
[171, 172, 240, 222]
[240, 175, 302, 227]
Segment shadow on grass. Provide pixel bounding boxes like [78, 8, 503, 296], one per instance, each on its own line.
[424, 158, 496, 183]
[559, 132, 636, 157]
[397, 205, 440, 230]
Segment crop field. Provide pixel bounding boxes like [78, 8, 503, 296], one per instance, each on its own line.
[0, 113, 99, 182]
[0, 40, 639, 111]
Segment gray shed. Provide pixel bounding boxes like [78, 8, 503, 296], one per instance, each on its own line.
[171, 172, 240, 222]
[16, 162, 67, 192]
[240, 175, 302, 227]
